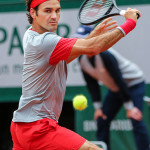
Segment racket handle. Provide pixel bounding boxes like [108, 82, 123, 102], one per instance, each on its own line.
[120, 10, 140, 19]
[136, 13, 140, 19]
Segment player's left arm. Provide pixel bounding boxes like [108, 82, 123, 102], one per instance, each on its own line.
[50, 18, 119, 65]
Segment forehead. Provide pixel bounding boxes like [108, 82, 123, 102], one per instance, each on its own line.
[39, 0, 60, 9]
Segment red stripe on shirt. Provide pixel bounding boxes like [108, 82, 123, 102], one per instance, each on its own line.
[49, 37, 77, 65]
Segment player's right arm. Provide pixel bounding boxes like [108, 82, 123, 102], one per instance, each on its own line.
[67, 23, 125, 63]
[67, 8, 141, 63]
[67, 28, 123, 63]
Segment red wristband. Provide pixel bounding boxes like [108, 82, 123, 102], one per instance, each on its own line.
[118, 19, 136, 35]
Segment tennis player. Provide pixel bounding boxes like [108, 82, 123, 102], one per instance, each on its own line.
[10, 0, 141, 149]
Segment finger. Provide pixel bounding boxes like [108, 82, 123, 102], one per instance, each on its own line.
[102, 17, 113, 24]
[136, 10, 141, 18]
[95, 22, 105, 30]
[134, 113, 142, 121]
[135, 115, 142, 121]
[137, 112, 142, 119]
[137, 10, 141, 17]
[94, 114, 101, 120]
[127, 8, 132, 11]
[136, 110, 142, 116]
[103, 115, 107, 120]
[105, 21, 117, 27]
[106, 25, 118, 31]
[132, 8, 141, 19]
[132, 8, 141, 15]
[102, 114, 107, 120]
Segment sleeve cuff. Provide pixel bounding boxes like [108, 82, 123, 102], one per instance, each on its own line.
[124, 101, 134, 110]
[93, 102, 102, 110]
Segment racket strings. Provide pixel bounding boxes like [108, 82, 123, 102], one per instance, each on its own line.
[80, 0, 113, 24]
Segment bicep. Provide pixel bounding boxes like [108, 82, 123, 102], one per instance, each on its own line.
[67, 38, 97, 63]
[68, 39, 94, 60]
[66, 39, 85, 63]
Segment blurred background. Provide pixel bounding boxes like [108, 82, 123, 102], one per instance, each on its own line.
[0, 0, 150, 149]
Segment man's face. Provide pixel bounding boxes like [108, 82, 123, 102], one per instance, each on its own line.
[32, 0, 61, 33]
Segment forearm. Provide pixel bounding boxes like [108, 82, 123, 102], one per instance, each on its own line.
[72, 28, 124, 56]
[91, 28, 124, 54]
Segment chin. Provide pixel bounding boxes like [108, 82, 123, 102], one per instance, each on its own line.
[49, 27, 57, 32]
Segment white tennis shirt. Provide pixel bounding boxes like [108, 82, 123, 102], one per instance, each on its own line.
[12, 28, 75, 123]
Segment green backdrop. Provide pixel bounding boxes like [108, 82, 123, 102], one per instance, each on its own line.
[74, 85, 150, 150]
[0, 0, 150, 149]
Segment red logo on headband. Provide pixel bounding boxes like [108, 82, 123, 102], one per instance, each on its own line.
[30, 0, 60, 9]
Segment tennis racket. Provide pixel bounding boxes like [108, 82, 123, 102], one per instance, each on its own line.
[78, 0, 140, 25]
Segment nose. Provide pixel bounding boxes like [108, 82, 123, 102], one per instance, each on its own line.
[51, 11, 57, 19]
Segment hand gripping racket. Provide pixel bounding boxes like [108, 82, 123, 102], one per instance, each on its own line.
[78, 0, 140, 25]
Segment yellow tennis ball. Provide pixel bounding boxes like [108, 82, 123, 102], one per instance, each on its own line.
[73, 95, 87, 111]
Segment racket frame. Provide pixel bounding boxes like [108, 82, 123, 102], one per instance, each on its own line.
[78, 0, 124, 25]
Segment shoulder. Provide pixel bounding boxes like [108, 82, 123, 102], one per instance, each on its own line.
[23, 30, 61, 48]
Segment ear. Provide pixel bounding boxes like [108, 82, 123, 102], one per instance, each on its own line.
[30, 8, 36, 19]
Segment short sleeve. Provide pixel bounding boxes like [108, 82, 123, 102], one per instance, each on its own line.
[24, 32, 62, 64]
[49, 38, 77, 65]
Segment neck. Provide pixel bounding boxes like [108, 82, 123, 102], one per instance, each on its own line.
[32, 23, 49, 34]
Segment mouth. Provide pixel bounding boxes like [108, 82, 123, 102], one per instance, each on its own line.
[49, 22, 57, 25]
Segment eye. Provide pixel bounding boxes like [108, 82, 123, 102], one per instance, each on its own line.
[45, 9, 51, 13]
[46, 10, 51, 13]
[56, 9, 60, 13]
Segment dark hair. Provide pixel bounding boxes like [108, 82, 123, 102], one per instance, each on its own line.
[25, 0, 39, 24]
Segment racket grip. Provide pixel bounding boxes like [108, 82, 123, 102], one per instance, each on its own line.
[120, 10, 140, 19]
[136, 13, 140, 19]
